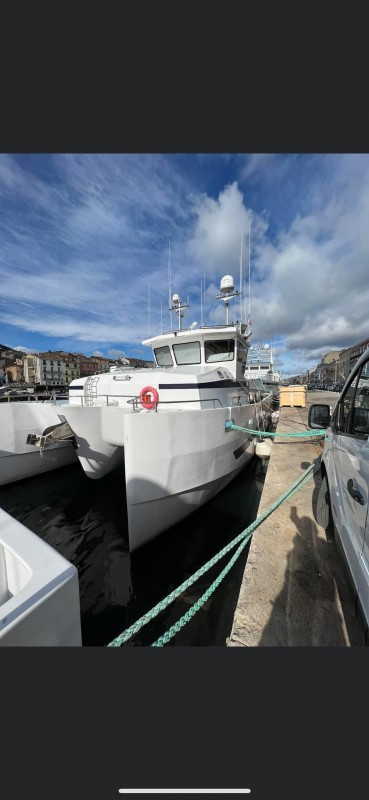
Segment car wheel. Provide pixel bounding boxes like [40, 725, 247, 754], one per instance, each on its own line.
[316, 474, 334, 535]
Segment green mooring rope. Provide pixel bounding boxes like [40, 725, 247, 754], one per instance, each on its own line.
[107, 461, 318, 648]
[226, 422, 327, 438]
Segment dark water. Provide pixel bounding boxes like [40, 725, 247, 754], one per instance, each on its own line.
[0, 455, 267, 646]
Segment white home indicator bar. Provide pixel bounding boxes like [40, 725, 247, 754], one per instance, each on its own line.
[119, 791, 251, 795]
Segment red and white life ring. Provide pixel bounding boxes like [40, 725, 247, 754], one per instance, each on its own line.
[139, 385, 159, 410]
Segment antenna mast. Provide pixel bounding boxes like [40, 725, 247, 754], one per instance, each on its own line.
[169, 293, 189, 331]
[148, 283, 151, 336]
[248, 218, 251, 323]
[168, 240, 172, 329]
[239, 234, 243, 324]
[216, 275, 240, 325]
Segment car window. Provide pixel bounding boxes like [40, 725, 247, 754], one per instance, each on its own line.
[355, 360, 369, 409]
[337, 358, 369, 435]
[352, 360, 369, 434]
[339, 375, 359, 432]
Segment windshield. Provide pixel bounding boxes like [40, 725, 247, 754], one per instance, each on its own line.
[173, 341, 201, 365]
[205, 339, 235, 363]
[154, 345, 173, 367]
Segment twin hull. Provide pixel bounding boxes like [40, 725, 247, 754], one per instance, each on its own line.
[60, 402, 264, 550]
[0, 403, 78, 487]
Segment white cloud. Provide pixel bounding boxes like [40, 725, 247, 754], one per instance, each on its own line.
[1, 154, 369, 377]
[240, 153, 277, 181]
[188, 182, 267, 273]
[13, 345, 38, 354]
[108, 349, 126, 358]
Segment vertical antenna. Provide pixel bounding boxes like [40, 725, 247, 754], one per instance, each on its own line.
[200, 279, 203, 326]
[148, 283, 151, 336]
[239, 233, 243, 323]
[203, 273, 206, 324]
[168, 240, 172, 329]
[248, 218, 251, 321]
[160, 300, 163, 334]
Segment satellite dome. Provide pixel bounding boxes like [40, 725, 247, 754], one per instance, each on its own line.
[220, 275, 234, 293]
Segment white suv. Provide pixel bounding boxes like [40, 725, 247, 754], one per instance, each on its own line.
[308, 348, 369, 643]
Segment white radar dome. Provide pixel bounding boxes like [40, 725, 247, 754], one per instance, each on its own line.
[220, 275, 234, 293]
[264, 344, 270, 350]
[172, 293, 180, 304]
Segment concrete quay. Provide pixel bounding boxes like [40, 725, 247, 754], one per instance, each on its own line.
[227, 391, 366, 647]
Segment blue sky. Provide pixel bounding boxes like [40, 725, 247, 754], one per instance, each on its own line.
[0, 153, 368, 377]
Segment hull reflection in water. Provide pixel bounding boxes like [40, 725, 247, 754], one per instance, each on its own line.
[0, 455, 267, 646]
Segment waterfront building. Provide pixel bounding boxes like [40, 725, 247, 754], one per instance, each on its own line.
[35, 352, 67, 386]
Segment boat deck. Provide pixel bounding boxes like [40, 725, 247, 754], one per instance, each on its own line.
[227, 391, 367, 646]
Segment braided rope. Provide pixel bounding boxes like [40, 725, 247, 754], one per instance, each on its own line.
[227, 422, 326, 438]
[151, 470, 315, 646]
[107, 461, 317, 647]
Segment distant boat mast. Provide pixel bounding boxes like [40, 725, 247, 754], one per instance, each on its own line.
[148, 283, 151, 336]
[168, 240, 172, 329]
[248, 218, 251, 326]
[239, 234, 243, 324]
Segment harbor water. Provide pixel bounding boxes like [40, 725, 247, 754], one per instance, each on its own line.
[0, 456, 267, 646]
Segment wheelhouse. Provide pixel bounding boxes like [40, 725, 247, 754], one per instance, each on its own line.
[142, 324, 250, 381]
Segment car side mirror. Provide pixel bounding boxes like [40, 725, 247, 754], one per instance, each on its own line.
[308, 404, 331, 429]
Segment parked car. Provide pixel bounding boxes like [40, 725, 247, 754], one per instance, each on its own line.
[308, 347, 369, 643]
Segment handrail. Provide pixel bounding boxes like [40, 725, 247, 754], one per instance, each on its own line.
[72, 394, 226, 409]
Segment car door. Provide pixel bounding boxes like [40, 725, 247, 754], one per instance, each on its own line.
[353, 361, 369, 625]
[329, 357, 369, 600]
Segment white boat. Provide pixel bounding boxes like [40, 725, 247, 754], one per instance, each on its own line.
[244, 342, 281, 403]
[39, 275, 273, 551]
[0, 506, 82, 645]
[0, 401, 78, 486]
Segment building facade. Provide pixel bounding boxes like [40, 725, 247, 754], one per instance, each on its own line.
[5, 358, 25, 383]
[23, 354, 38, 384]
[36, 353, 67, 386]
[63, 358, 80, 384]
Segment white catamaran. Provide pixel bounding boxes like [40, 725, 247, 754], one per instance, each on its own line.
[32, 274, 273, 551]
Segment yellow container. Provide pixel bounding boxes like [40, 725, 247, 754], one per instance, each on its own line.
[279, 385, 306, 408]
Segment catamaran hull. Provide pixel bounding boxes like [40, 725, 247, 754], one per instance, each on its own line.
[0, 508, 82, 646]
[59, 401, 271, 550]
[123, 405, 258, 550]
[0, 445, 78, 487]
[0, 404, 78, 487]
[54, 405, 126, 478]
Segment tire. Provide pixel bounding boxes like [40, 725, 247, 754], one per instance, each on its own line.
[316, 474, 334, 535]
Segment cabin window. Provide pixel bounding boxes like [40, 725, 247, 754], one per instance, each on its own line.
[237, 343, 247, 364]
[205, 339, 235, 363]
[173, 341, 201, 365]
[154, 345, 173, 367]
